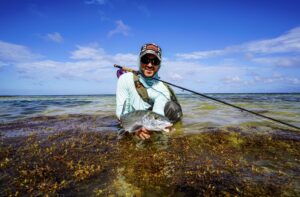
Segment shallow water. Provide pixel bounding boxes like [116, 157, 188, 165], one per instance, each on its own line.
[1, 94, 300, 127]
[0, 94, 299, 196]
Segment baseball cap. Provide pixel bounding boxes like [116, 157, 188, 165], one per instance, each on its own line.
[139, 43, 162, 61]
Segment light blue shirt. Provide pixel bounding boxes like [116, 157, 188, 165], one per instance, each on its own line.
[116, 72, 170, 119]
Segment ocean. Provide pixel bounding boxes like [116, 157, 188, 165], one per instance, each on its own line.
[0, 94, 299, 196]
[1, 94, 300, 129]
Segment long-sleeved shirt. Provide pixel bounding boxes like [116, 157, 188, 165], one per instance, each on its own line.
[116, 72, 170, 119]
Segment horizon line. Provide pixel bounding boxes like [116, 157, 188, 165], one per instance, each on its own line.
[0, 92, 300, 97]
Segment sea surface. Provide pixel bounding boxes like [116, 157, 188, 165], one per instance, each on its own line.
[1, 94, 300, 130]
[0, 94, 299, 196]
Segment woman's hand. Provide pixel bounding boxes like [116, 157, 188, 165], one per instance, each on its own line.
[135, 127, 151, 140]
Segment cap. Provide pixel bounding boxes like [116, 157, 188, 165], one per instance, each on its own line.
[139, 43, 162, 61]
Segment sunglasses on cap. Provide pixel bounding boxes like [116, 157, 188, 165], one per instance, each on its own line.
[141, 56, 161, 65]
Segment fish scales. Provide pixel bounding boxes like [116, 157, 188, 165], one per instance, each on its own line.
[120, 110, 172, 133]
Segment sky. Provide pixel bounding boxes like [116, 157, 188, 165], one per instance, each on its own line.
[0, 0, 300, 95]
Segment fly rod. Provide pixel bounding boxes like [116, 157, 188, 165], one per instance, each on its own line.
[114, 64, 300, 131]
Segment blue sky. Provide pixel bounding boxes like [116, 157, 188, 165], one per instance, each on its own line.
[0, 0, 300, 95]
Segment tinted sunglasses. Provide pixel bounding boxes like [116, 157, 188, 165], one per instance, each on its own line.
[141, 56, 160, 65]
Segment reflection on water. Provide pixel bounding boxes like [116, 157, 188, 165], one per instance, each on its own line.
[0, 94, 300, 196]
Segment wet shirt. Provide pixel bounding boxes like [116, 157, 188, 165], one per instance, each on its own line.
[116, 72, 170, 119]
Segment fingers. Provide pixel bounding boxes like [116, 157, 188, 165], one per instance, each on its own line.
[135, 128, 150, 140]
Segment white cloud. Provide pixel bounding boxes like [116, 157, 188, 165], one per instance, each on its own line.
[70, 44, 106, 60]
[220, 73, 300, 87]
[70, 44, 137, 66]
[0, 43, 138, 82]
[243, 27, 300, 54]
[222, 76, 242, 84]
[168, 73, 183, 81]
[85, 0, 107, 5]
[0, 40, 40, 62]
[0, 61, 9, 68]
[1, 39, 299, 93]
[113, 53, 137, 65]
[176, 27, 300, 67]
[289, 78, 300, 84]
[176, 50, 224, 60]
[251, 56, 300, 67]
[98, 10, 110, 21]
[17, 59, 113, 81]
[137, 5, 151, 17]
[159, 60, 248, 86]
[252, 74, 300, 85]
[108, 20, 130, 38]
[46, 32, 64, 43]
[28, 4, 45, 18]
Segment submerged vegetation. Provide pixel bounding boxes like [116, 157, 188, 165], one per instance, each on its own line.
[0, 114, 299, 196]
[0, 94, 300, 196]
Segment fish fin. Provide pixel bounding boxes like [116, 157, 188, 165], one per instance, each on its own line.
[131, 124, 143, 132]
[117, 129, 128, 140]
[120, 100, 127, 117]
[121, 100, 135, 117]
[132, 105, 136, 111]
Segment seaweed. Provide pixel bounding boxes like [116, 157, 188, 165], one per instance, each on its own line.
[0, 115, 299, 196]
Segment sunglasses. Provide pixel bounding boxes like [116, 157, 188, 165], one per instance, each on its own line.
[141, 56, 160, 65]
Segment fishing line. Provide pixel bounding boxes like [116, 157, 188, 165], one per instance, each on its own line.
[114, 65, 300, 131]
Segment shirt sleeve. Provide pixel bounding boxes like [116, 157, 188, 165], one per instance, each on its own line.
[116, 74, 129, 119]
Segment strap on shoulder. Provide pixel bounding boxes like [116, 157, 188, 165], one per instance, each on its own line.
[133, 74, 152, 104]
[133, 74, 180, 107]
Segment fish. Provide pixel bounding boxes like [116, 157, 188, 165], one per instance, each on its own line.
[120, 110, 173, 133]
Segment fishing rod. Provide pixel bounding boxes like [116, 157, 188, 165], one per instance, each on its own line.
[114, 64, 300, 131]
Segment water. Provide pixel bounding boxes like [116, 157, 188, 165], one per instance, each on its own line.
[1, 94, 299, 127]
[0, 95, 115, 123]
[0, 94, 299, 196]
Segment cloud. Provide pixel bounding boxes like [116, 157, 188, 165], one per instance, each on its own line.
[1, 39, 299, 93]
[98, 10, 110, 21]
[70, 44, 137, 65]
[243, 27, 300, 54]
[46, 32, 64, 43]
[108, 20, 130, 38]
[252, 74, 300, 85]
[159, 60, 248, 87]
[0, 40, 40, 62]
[222, 76, 242, 84]
[70, 44, 106, 60]
[85, 0, 107, 5]
[220, 73, 300, 88]
[176, 50, 224, 60]
[27, 3, 45, 17]
[0, 61, 9, 68]
[176, 27, 300, 67]
[113, 53, 137, 65]
[251, 56, 300, 67]
[0, 42, 137, 82]
[16, 59, 113, 81]
[137, 5, 151, 17]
